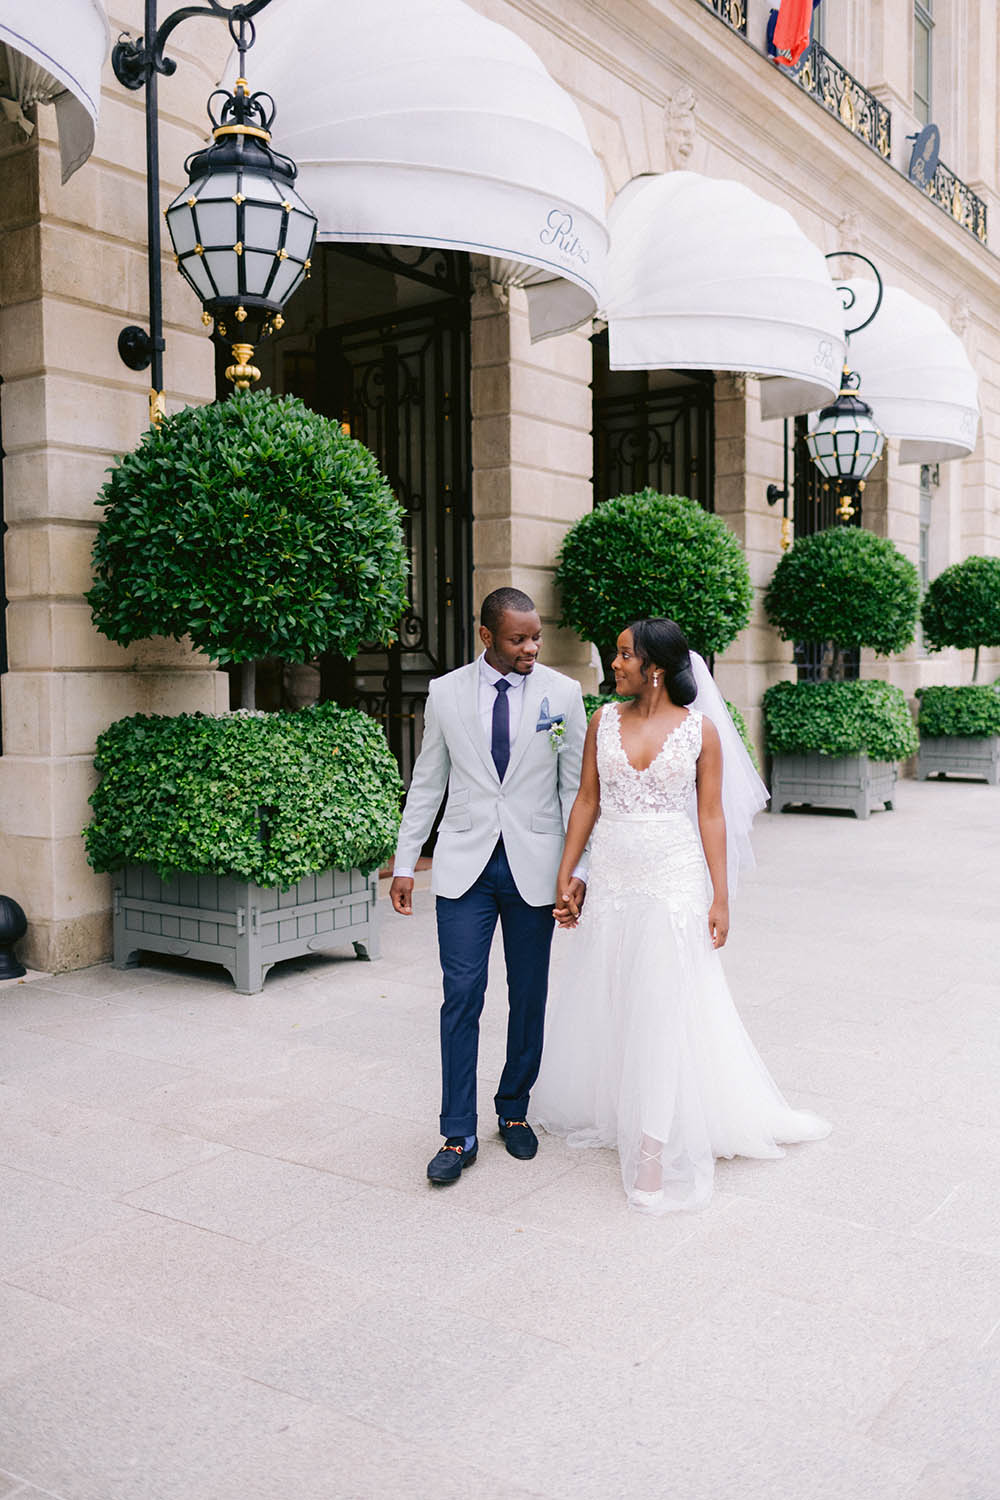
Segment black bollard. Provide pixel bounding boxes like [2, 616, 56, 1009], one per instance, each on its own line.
[0, 895, 27, 980]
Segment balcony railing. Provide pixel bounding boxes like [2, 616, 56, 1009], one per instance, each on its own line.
[926, 159, 988, 244]
[705, 0, 747, 37]
[797, 42, 891, 160]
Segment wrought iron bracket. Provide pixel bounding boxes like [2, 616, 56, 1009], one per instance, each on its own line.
[117, 326, 165, 372]
[112, 0, 273, 90]
[825, 250, 883, 339]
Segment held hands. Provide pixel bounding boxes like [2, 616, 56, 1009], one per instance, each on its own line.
[708, 897, 730, 949]
[553, 876, 587, 929]
[389, 876, 414, 915]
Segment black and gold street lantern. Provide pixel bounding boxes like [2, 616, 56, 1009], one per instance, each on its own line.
[165, 60, 317, 390]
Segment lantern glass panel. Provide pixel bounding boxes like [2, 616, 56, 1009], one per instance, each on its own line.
[195, 198, 239, 248]
[243, 250, 276, 295]
[167, 204, 197, 255]
[268, 256, 301, 304]
[246, 171, 286, 204]
[284, 210, 316, 260]
[181, 253, 214, 301]
[244, 202, 285, 253]
[204, 250, 240, 298]
[203, 171, 240, 201]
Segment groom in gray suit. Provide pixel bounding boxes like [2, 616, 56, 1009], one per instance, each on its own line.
[390, 587, 588, 1183]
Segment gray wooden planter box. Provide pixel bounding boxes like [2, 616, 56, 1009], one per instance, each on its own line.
[917, 734, 1000, 784]
[112, 864, 379, 994]
[770, 752, 897, 819]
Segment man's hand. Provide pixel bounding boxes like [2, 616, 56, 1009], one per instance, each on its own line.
[389, 876, 414, 915]
[708, 898, 729, 949]
[553, 876, 587, 929]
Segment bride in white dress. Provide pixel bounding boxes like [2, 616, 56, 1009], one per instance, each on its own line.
[533, 618, 830, 1213]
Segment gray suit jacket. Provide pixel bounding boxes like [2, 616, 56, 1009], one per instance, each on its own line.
[393, 660, 588, 906]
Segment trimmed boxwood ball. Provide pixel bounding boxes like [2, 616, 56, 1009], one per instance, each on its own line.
[764, 527, 919, 671]
[763, 679, 919, 762]
[84, 703, 403, 889]
[87, 389, 409, 665]
[915, 684, 1000, 738]
[920, 555, 1000, 681]
[555, 490, 753, 670]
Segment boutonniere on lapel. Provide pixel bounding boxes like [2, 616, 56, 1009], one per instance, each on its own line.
[536, 697, 566, 751]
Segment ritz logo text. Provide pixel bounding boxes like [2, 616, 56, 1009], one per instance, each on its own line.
[539, 209, 590, 265]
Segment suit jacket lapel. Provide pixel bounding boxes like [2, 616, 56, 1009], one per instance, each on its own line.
[505, 670, 545, 782]
[457, 661, 499, 782]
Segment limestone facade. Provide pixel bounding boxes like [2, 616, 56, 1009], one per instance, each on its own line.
[1, 0, 999, 970]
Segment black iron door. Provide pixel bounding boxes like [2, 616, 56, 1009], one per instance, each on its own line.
[792, 414, 861, 681]
[291, 250, 471, 787]
[592, 330, 714, 508]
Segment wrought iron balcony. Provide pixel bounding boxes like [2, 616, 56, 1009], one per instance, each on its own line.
[703, 0, 747, 37]
[926, 159, 988, 243]
[797, 41, 891, 160]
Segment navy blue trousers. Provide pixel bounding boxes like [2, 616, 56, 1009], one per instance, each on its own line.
[435, 840, 555, 1137]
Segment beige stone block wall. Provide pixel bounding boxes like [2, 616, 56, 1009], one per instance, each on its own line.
[0, 4, 232, 971]
[469, 267, 597, 690]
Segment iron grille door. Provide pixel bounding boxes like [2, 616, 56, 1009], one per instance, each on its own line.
[792, 413, 861, 681]
[592, 330, 714, 509]
[311, 289, 472, 787]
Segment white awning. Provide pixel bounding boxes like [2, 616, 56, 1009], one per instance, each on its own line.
[0, 0, 108, 183]
[227, 0, 608, 341]
[604, 172, 846, 411]
[835, 279, 980, 464]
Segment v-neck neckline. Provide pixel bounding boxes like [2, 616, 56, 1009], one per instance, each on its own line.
[613, 703, 692, 775]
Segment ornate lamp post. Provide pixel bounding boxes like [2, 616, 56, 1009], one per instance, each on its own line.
[806, 252, 886, 522]
[112, 1, 316, 422]
[768, 251, 886, 540]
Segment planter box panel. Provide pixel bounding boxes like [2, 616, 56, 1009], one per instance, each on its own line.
[770, 753, 897, 819]
[113, 863, 379, 993]
[918, 735, 1000, 784]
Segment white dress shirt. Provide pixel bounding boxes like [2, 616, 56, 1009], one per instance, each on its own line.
[394, 655, 585, 885]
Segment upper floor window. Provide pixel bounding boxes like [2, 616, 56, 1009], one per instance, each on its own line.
[914, 0, 933, 124]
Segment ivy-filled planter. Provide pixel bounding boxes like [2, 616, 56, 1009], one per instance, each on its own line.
[113, 865, 378, 994]
[86, 704, 402, 992]
[769, 752, 897, 820]
[915, 685, 1000, 785]
[763, 679, 918, 818]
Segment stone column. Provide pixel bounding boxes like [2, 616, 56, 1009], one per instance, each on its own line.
[0, 8, 230, 971]
[469, 265, 597, 688]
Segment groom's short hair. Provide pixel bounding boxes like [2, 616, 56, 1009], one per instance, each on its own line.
[480, 587, 536, 635]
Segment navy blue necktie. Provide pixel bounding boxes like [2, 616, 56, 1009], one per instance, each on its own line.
[491, 679, 511, 781]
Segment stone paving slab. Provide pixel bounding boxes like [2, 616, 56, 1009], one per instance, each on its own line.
[0, 778, 998, 1498]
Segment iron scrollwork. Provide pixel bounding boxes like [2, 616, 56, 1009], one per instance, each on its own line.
[797, 42, 891, 160]
[926, 160, 988, 244]
[707, 0, 747, 35]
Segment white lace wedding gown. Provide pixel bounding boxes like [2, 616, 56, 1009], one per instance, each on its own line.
[533, 703, 830, 1213]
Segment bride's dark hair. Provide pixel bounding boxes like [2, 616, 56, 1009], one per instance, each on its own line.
[627, 618, 697, 706]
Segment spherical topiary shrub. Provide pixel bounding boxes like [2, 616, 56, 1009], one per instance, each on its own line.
[555, 489, 753, 671]
[765, 526, 919, 677]
[921, 555, 1000, 681]
[87, 389, 409, 665]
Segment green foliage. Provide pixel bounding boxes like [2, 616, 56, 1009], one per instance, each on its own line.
[84, 704, 402, 886]
[555, 490, 753, 666]
[764, 527, 920, 662]
[763, 679, 919, 761]
[87, 389, 409, 665]
[921, 556, 1000, 674]
[915, 684, 1000, 738]
[583, 691, 760, 771]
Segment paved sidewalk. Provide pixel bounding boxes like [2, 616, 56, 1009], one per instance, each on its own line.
[1, 778, 998, 1500]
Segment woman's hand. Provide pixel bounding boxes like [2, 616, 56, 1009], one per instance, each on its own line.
[708, 898, 730, 949]
[553, 873, 586, 928]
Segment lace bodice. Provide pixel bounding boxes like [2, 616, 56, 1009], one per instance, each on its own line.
[597, 703, 702, 816]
